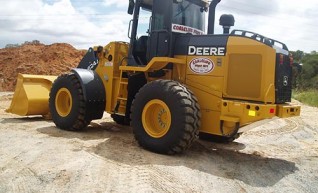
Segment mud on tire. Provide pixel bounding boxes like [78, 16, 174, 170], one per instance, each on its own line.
[49, 73, 90, 131]
[131, 80, 201, 154]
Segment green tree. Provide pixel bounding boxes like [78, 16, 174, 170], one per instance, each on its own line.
[290, 50, 305, 63]
[297, 52, 318, 90]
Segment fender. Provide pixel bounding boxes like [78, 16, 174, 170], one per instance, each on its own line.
[71, 68, 106, 120]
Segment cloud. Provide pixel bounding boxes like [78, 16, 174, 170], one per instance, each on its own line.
[0, 0, 316, 52]
[218, 0, 279, 16]
[215, 0, 318, 52]
[102, 0, 128, 8]
[0, 0, 129, 49]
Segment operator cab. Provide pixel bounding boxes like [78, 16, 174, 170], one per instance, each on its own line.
[128, 0, 208, 66]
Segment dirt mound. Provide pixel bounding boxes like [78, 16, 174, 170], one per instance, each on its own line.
[0, 43, 86, 91]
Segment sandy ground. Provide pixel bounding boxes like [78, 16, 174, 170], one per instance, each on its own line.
[0, 92, 317, 193]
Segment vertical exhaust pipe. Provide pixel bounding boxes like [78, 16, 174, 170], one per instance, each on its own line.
[208, 0, 221, 34]
[219, 14, 235, 34]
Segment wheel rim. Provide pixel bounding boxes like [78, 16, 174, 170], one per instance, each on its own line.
[142, 99, 171, 138]
[55, 88, 72, 117]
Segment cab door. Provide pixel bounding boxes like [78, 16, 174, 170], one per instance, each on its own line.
[147, 0, 172, 60]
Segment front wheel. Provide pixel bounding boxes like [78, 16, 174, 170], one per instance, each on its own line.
[49, 74, 91, 131]
[131, 80, 201, 154]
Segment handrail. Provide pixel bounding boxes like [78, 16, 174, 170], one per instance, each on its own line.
[230, 29, 289, 51]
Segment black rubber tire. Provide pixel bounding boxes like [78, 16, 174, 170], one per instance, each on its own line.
[199, 132, 241, 143]
[111, 114, 130, 126]
[49, 73, 91, 131]
[131, 80, 201, 155]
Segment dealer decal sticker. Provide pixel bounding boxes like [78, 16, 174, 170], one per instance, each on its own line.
[189, 58, 215, 74]
[172, 23, 205, 35]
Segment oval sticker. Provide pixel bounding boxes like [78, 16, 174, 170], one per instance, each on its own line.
[189, 58, 215, 74]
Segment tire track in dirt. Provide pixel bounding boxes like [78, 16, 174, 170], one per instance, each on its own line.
[77, 122, 198, 193]
[1, 94, 318, 193]
[243, 118, 300, 137]
[87, 142, 197, 192]
[241, 114, 318, 159]
[0, 153, 42, 193]
[85, 119, 299, 192]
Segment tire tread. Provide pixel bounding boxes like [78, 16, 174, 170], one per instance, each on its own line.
[49, 73, 90, 131]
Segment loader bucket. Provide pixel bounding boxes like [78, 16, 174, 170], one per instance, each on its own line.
[6, 74, 57, 116]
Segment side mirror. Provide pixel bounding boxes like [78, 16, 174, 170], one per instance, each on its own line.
[128, 0, 135, 15]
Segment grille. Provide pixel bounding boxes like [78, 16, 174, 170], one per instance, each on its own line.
[275, 54, 292, 103]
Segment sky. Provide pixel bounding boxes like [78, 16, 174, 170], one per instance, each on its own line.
[0, 0, 317, 52]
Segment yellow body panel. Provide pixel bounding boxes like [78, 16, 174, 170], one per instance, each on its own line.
[6, 74, 57, 116]
[169, 36, 298, 136]
[120, 57, 186, 72]
[277, 104, 301, 118]
[224, 37, 276, 103]
[94, 42, 129, 114]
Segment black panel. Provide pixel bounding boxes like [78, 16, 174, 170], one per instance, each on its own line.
[275, 54, 292, 103]
[126, 73, 147, 121]
[148, 30, 170, 60]
[71, 68, 106, 120]
[147, 0, 172, 62]
[133, 36, 149, 65]
[173, 34, 229, 55]
[77, 47, 99, 70]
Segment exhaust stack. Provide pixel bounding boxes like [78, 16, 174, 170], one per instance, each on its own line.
[219, 14, 235, 34]
[208, 0, 221, 34]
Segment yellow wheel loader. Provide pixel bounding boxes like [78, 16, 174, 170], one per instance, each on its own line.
[7, 0, 301, 154]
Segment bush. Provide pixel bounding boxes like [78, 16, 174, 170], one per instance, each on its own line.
[293, 90, 318, 107]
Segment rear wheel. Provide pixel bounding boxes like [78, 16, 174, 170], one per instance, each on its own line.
[49, 74, 91, 131]
[131, 80, 201, 154]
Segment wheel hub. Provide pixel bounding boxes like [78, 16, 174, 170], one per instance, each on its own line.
[158, 109, 168, 128]
[142, 99, 171, 138]
[55, 88, 72, 117]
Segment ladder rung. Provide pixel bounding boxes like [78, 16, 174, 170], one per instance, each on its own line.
[120, 82, 128, 85]
[117, 97, 127, 101]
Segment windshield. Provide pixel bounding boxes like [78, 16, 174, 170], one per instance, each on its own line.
[172, 1, 206, 35]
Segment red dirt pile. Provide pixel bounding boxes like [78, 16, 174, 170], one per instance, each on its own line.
[0, 43, 86, 91]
